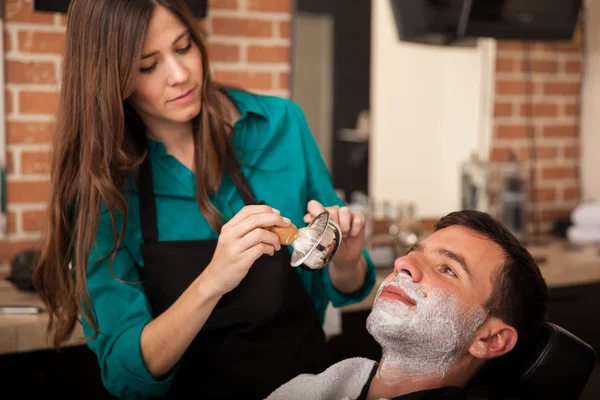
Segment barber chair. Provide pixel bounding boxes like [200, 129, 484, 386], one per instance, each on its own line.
[465, 322, 596, 400]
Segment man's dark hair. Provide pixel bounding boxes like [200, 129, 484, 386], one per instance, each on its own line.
[434, 209, 549, 342]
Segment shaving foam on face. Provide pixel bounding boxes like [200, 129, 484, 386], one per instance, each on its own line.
[366, 274, 487, 382]
[292, 226, 322, 255]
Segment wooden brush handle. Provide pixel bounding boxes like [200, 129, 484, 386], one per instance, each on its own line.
[266, 223, 299, 245]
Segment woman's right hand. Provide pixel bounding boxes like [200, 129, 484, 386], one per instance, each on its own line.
[201, 205, 290, 298]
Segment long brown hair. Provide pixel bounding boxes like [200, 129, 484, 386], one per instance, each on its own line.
[33, 0, 234, 348]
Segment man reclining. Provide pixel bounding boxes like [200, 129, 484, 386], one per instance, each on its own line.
[267, 209, 549, 400]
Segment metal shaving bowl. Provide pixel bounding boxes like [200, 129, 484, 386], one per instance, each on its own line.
[290, 211, 342, 270]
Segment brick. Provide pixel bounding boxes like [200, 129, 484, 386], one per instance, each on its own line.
[518, 146, 558, 161]
[565, 60, 582, 74]
[5, 0, 54, 24]
[529, 59, 559, 74]
[212, 17, 273, 37]
[564, 145, 579, 159]
[61, 15, 69, 26]
[278, 72, 289, 90]
[18, 31, 65, 54]
[531, 188, 557, 203]
[21, 151, 51, 174]
[247, 0, 290, 12]
[542, 125, 578, 138]
[7, 211, 17, 234]
[496, 41, 523, 51]
[543, 82, 580, 96]
[564, 103, 579, 116]
[209, 0, 238, 9]
[7, 121, 54, 145]
[493, 101, 513, 118]
[279, 21, 290, 38]
[496, 124, 529, 139]
[519, 102, 558, 117]
[496, 80, 535, 96]
[19, 91, 60, 114]
[541, 166, 577, 180]
[495, 58, 514, 73]
[213, 70, 273, 90]
[0, 240, 43, 265]
[491, 147, 516, 162]
[6, 61, 56, 84]
[6, 91, 13, 114]
[4, 31, 12, 53]
[541, 209, 572, 223]
[247, 45, 289, 63]
[22, 210, 47, 232]
[563, 186, 579, 201]
[7, 181, 50, 203]
[6, 150, 15, 175]
[206, 43, 240, 62]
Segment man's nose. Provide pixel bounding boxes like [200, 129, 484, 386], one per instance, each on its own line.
[393, 255, 424, 282]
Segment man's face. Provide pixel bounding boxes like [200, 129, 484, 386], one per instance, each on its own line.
[366, 225, 505, 374]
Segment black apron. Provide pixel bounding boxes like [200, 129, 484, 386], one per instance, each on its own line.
[137, 157, 329, 399]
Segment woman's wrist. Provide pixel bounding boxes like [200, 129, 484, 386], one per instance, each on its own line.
[195, 265, 224, 304]
[331, 255, 363, 271]
[329, 255, 367, 293]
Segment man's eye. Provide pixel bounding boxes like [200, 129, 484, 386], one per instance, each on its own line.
[443, 265, 457, 277]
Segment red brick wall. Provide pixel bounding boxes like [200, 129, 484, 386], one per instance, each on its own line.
[0, 0, 291, 276]
[491, 37, 582, 236]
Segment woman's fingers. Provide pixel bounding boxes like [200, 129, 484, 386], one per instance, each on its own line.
[237, 228, 281, 253]
[307, 200, 326, 216]
[227, 205, 280, 227]
[234, 213, 290, 239]
[350, 213, 365, 237]
[338, 206, 352, 235]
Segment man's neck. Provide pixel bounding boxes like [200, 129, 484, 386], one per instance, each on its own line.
[367, 356, 476, 399]
[366, 364, 445, 399]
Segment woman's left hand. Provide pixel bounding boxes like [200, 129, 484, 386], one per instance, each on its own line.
[304, 200, 366, 267]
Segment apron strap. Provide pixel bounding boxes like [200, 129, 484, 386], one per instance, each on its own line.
[139, 156, 159, 243]
[138, 151, 262, 244]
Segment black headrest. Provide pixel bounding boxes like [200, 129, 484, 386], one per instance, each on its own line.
[466, 322, 596, 399]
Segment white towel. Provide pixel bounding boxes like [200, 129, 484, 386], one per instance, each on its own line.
[571, 202, 600, 227]
[322, 302, 343, 339]
[266, 357, 377, 400]
[567, 225, 600, 244]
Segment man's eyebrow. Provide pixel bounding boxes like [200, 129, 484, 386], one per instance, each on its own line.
[436, 248, 471, 277]
[407, 243, 471, 278]
[142, 30, 190, 59]
[406, 243, 424, 254]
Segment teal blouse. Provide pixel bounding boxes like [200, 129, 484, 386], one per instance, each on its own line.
[82, 89, 376, 399]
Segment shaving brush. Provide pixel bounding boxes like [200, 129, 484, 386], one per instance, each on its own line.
[266, 224, 299, 245]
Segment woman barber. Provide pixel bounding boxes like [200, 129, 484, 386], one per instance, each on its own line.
[33, 0, 375, 399]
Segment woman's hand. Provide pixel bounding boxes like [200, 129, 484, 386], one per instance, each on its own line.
[303, 200, 366, 267]
[202, 205, 290, 297]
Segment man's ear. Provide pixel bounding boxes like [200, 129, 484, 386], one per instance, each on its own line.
[468, 317, 518, 360]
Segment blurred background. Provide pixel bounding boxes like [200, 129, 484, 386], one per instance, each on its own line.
[0, 0, 599, 398]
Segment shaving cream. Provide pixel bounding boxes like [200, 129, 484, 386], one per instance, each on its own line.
[366, 274, 487, 381]
[292, 226, 322, 256]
